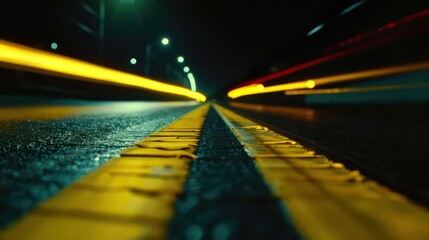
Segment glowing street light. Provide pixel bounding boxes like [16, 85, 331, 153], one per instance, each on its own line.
[183, 66, 190, 73]
[161, 37, 170, 46]
[177, 56, 184, 63]
[187, 73, 197, 92]
[50, 42, 58, 50]
[130, 58, 137, 65]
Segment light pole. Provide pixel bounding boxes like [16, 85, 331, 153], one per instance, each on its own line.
[99, 0, 105, 59]
[144, 37, 170, 74]
[141, 37, 197, 91]
[144, 43, 151, 74]
[79, 0, 106, 59]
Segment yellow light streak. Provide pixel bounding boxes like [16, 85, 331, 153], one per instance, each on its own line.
[226, 84, 263, 99]
[285, 83, 429, 95]
[227, 62, 429, 99]
[306, 80, 316, 89]
[0, 40, 206, 102]
[228, 81, 309, 99]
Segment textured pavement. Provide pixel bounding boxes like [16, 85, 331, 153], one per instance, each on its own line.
[0, 101, 197, 227]
[1, 100, 429, 239]
[167, 107, 301, 240]
[229, 102, 429, 205]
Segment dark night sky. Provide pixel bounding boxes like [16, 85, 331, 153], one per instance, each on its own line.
[2, 0, 421, 97]
[141, 1, 341, 94]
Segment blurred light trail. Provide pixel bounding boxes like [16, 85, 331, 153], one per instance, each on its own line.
[228, 82, 305, 99]
[231, 49, 356, 90]
[306, 24, 325, 36]
[339, 0, 368, 16]
[227, 40, 381, 97]
[231, 9, 429, 90]
[284, 83, 429, 95]
[327, 9, 429, 53]
[0, 40, 206, 102]
[187, 73, 196, 92]
[227, 62, 429, 99]
[306, 62, 429, 86]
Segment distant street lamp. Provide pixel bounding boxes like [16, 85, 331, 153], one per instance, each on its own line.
[130, 58, 137, 65]
[141, 40, 197, 92]
[161, 37, 170, 46]
[50, 42, 58, 50]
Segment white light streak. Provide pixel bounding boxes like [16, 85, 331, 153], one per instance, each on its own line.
[187, 73, 197, 92]
[307, 24, 325, 37]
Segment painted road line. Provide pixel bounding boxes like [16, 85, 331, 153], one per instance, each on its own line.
[0, 104, 209, 240]
[166, 104, 302, 239]
[214, 104, 429, 240]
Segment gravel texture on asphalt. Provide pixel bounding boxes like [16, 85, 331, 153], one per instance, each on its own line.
[0, 104, 197, 227]
[167, 107, 301, 240]
[229, 103, 429, 206]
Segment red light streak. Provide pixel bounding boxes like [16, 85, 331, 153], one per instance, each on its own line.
[326, 9, 429, 53]
[231, 9, 429, 90]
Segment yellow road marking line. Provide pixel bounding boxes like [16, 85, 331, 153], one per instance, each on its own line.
[0, 104, 209, 240]
[214, 104, 429, 240]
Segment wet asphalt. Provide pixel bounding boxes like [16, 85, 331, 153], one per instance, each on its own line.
[0, 100, 197, 227]
[168, 107, 301, 240]
[4, 97, 426, 238]
[1, 99, 302, 239]
[228, 102, 429, 206]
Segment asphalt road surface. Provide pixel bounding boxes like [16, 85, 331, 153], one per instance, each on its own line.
[1, 96, 429, 239]
[0, 97, 300, 238]
[228, 101, 429, 206]
[0, 96, 199, 227]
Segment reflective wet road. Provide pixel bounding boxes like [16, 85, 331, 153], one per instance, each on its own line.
[1, 97, 429, 239]
[0, 96, 199, 226]
[228, 102, 429, 205]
